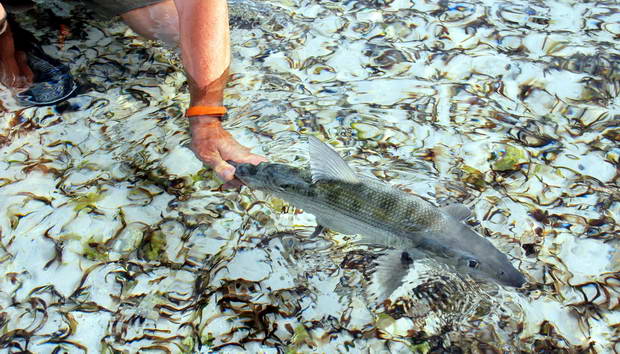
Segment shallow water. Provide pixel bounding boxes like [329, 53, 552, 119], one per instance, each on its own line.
[0, 0, 619, 352]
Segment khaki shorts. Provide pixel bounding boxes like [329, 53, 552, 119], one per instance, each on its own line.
[81, 0, 167, 18]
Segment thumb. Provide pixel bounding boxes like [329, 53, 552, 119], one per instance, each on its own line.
[212, 159, 236, 182]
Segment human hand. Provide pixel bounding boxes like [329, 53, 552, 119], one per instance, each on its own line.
[188, 116, 267, 187]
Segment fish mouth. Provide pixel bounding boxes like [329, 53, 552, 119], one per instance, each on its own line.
[227, 160, 252, 186]
[503, 270, 527, 288]
[514, 274, 527, 288]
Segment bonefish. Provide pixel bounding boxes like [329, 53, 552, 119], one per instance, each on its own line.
[232, 136, 526, 292]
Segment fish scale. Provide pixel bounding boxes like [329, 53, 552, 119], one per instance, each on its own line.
[311, 178, 444, 243]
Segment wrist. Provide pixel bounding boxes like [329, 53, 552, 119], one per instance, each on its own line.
[188, 115, 223, 132]
[189, 96, 223, 107]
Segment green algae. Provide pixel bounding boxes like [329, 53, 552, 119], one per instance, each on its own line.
[352, 122, 383, 140]
[73, 192, 104, 212]
[82, 238, 108, 261]
[461, 165, 486, 190]
[285, 324, 312, 353]
[491, 145, 528, 171]
[58, 233, 82, 241]
[76, 161, 100, 170]
[202, 333, 215, 347]
[190, 168, 214, 183]
[291, 324, 311, 345]
[179, 336, 195, 353]
[408, 341, 431, 354]
[375, 313, 396, 330]
[143, 230, 167, 261]
[268, 197, 287, 212]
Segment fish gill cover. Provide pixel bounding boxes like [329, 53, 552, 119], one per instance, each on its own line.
[0, 0, 619, 352]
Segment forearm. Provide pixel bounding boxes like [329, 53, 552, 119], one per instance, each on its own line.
[174, 0, 231, 107]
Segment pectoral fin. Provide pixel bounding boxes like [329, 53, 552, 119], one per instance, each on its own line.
[308, 135, 359, 184]
[368, 249, 426, 303]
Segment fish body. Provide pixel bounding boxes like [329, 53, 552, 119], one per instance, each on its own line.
[233, 136, 526, 290]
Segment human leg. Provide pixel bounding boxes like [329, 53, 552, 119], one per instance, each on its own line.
[120, 0, 180, 46]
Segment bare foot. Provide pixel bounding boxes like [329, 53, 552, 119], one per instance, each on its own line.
[0, 20, 33, 91]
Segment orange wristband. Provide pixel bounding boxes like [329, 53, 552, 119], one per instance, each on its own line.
[186, 106, 227, 117]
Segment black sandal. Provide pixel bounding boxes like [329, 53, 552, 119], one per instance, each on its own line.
[15, 48, 78, 107]
[10, 17, 78, 107]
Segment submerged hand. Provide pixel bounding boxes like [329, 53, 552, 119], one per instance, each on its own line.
[188, 116, 266, 185]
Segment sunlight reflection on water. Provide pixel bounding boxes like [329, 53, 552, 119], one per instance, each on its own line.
[0, 0, 619, 352]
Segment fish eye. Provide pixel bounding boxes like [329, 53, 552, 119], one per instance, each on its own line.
[468, 259, 479, 268]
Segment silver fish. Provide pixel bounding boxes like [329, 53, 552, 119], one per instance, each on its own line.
[233, 136, 526, 292]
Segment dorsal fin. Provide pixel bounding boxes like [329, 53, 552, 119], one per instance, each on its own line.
[308, 135, 359, 184]
[442, 204, 472, 221]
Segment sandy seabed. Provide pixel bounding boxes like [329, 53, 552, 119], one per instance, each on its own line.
[1, 0, 619, 352]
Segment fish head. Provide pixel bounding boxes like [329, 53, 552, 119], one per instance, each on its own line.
[449, 225, 526, 288]
[232, 162, 312, 195]
[453, 250, 526, 288]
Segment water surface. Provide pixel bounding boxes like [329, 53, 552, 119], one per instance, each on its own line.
[0, 0, 619, 352]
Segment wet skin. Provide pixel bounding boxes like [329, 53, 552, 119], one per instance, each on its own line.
[0, 0, 265, 183]
[0, 5, 34, 91]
